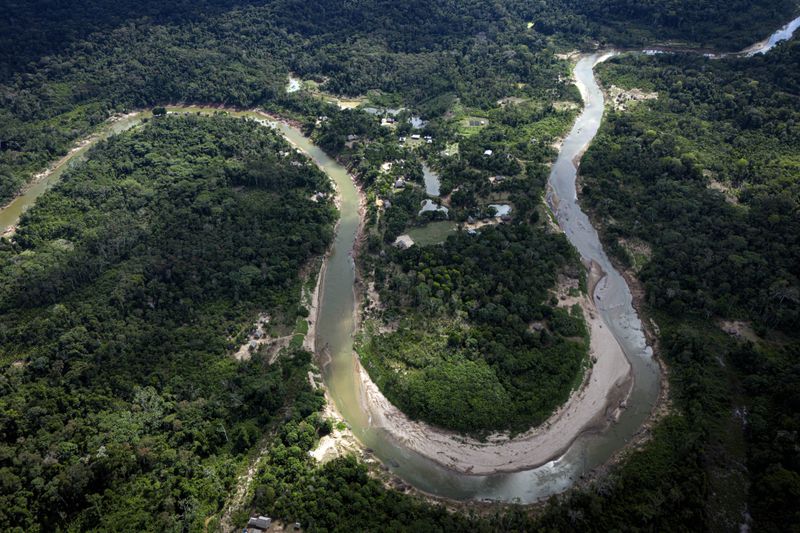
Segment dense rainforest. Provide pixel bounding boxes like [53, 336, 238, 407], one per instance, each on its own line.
[576, 37, 800, 530]
[2, 0, 791, 81]
[586, 43, 800, 332]
[1, 0, 794, 204]
[563, 0, 796, 48]
[1, 0, 800, 531]
[358, 225, 588, 433]
[0, 114, 336, 530]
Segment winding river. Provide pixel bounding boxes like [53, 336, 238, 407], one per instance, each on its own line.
[1, 16, 798, 504]
[0, 114, 143, 234]
[316, 52, 658, 504]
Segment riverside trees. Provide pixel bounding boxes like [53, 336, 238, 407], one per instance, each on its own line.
[577, 40, 800, 530]
[2, 0, 800, 530]
[0, 114, 335, 530]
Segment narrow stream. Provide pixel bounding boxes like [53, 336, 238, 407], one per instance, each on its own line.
[1, 16, 797, 502]
[0, 114, 143, 233]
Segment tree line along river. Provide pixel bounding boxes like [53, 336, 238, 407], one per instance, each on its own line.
[1, 17, 798, 502]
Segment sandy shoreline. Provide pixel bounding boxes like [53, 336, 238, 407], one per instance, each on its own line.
[351, 264, 633, 475]
[298, 68, 636, 475]
[329, 57, 638, 475]
[303, 259, 326, 354]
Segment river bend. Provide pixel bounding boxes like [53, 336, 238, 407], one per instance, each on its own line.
[1, 16, 797, 502]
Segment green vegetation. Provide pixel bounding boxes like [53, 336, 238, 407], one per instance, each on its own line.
[562, 0, 797, 49]
[2, 0, 800, 530]
[587, 42, 800, 332]
[575, 38, 800, 530]
[245, 409, 482, 532]
[406, 221, 458, 246]
[0, 115, 336, 530]
[359, 225, 588, 433]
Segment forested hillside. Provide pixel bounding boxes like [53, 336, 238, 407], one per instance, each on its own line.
[0, 114, 336, 530]
[565, 0, 796, 48]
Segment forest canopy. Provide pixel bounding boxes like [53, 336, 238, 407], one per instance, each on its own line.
[0, 114, 336, 530]
[1, 0, 800, 531]
[577, 38, 800, 530]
